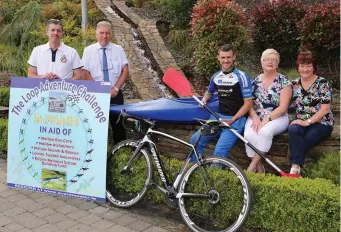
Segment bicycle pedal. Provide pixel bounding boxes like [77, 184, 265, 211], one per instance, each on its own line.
[165, 197, 178, 209]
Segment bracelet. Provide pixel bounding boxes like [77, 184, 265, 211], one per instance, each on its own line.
[267, 114, 272, 121]
[113, 86, 119, 92]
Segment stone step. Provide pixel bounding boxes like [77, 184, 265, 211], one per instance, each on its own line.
[0, 106, 8, 118]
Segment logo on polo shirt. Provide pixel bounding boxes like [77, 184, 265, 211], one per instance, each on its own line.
[60, 55, 68, 63]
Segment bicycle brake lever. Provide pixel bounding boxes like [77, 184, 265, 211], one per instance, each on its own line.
[116, 111, 123, 124]
[193, 118, 206, 125]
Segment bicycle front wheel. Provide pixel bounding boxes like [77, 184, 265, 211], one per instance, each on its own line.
[178, 157, 252, 232]
[106, 139, 152, 208]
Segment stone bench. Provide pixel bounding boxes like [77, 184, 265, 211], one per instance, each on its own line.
[141, 111, 340, 173]
[0, 107, 8, 118]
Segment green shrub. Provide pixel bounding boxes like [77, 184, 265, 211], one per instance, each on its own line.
[151, 0, 197, 27]
[278, 68, 299, 80]
[0, 0, 32, 26]
[0, 72, 10, 87]
[298, 1, 340, 88]
[0, 87, 10, 107]
[245, 174, 339, 231]
[41, 1, 81, 24]
[0, 43, 18, 73]
[191, 0, 248, 79]
[0, 1, 41, 49]
[0, 118, 8, 157]
[108, 150, 340, 231]
[251, 0, 306, 58]
[298, 1, 340, 59]
[302, 151, 340, 185]
[166, 28, 190, 50]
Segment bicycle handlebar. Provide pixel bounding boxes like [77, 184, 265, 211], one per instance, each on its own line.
[120, 110, 155, 133]
[193, 118, 236, 130]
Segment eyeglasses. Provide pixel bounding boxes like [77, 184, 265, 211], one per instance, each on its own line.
[47, 19, 63, 26]
[262, 58, 279, 63]
[100, 58, 113, 71]
[97, 49, 114, 71]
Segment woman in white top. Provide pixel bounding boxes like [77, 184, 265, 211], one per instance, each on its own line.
[244, 49, 292, 173]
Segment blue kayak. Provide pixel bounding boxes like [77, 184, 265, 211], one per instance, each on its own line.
[110, 95, 219, 124]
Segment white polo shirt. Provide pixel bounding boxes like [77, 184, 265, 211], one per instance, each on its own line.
[28, 42, 82, 80]
[82, 42, 128, 87]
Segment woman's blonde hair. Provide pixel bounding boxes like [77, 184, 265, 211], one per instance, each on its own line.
[261, 48, 280, 63]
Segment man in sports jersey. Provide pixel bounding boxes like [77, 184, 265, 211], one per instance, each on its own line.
[190, 44, 253, 160]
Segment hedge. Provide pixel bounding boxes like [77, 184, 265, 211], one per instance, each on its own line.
[0, 118, 8, 157]
[302, 151, 340, 185]
[0, 87, 10, 107]
[107, 151, 340, 231]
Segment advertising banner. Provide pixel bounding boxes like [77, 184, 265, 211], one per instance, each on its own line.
[7, 77, 111, 202]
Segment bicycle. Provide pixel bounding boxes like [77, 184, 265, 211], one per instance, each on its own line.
[106, 110, 252, 232]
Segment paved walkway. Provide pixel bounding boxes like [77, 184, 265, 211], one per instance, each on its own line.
[0, 159, 188, 232]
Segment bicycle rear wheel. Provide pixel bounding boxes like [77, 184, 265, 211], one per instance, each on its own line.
[178, 157, 252, 232]
[106, 139, 152, 208]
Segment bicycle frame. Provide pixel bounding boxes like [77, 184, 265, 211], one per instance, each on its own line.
[121, 127, 209, 199]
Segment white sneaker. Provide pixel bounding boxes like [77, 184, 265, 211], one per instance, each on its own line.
[290, 167, 300, 175]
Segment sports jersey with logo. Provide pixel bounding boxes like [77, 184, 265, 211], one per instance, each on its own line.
[208, 67, 252, 115]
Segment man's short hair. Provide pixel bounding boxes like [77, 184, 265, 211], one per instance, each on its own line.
[218, 44, 235, 54]
[46, 19, 63, 30]
[96, 21, 112, 33]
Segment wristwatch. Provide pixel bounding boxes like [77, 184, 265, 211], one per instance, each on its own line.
[307, 119, 312, 125]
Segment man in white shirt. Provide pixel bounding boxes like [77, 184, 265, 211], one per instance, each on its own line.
[82, 21, 129, 144]
[27, 19, 82, 80]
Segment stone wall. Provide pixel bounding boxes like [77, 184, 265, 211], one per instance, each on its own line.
[111, 0, 198, 96]
[94, 0, 172, 100]
[127, 112, 340, 173]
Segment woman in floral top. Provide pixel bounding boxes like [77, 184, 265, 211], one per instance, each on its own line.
[289, 50, 334, 175]
[244, 49, 292, 173]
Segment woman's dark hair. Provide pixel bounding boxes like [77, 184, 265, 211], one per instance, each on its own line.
[296, 50, 317, 73]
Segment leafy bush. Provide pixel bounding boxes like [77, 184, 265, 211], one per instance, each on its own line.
[152, 0, 197, 27]
[108, 150, 340, 231]
[251, 0, 306, 58]
[0, 1, 41, 49]
[41, 1, 81, 25]
[302, 151, 340, 185]
[0, 0, 32, 26]
[191, 0, 248, 79]
[298, 1, 340, 88]
[279, 68, 299, 80]
[0, 43, 18, 73]
[166, 28, 190, 50]
[0, 87, 10, 107]
[0, 72, 10, 87]
[245, 174, 339, 231]
[298, 1, 340, 59]
[0, 118, 8, 157]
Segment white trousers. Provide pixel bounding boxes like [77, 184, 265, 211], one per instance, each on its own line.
[244, 114, 289, 157]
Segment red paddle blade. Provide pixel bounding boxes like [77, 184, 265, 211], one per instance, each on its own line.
[280, 171, 301, 178]
[163, 68, 193, 97]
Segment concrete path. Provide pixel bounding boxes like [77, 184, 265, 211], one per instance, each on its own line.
[0, 159, 188, 232]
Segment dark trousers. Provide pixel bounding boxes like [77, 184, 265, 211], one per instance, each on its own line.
[109, 90, 126, 144]
[288, 123, 333, 165]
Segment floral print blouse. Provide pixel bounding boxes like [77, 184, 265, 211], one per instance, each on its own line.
[291, 77, 334, 127]
[252, 73, 291, 119]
